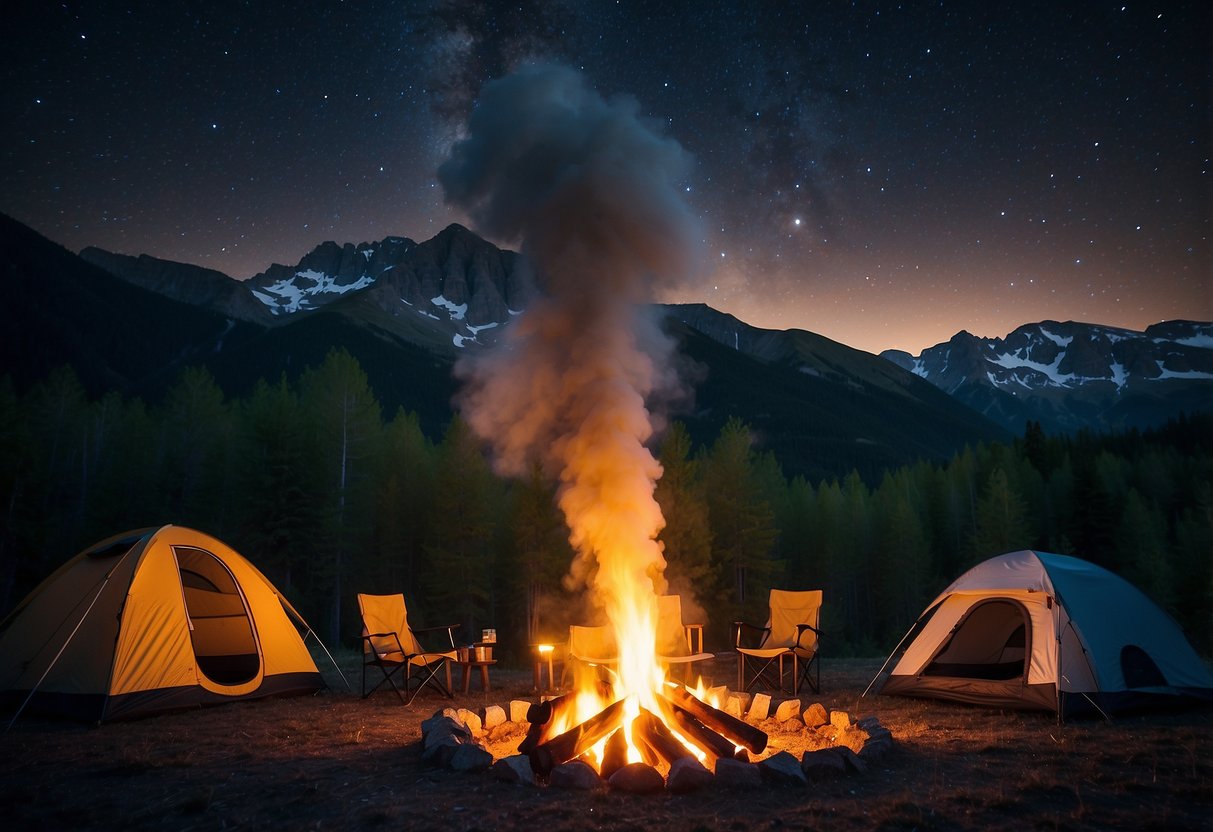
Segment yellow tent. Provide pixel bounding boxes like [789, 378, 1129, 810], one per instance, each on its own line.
[0, 526, 325, 723]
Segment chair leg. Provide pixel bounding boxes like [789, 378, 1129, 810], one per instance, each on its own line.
[739, 653, 786, 693]
[795, 653, 820, 695]
[404, 657, 453, 705]
[363, 659, 407, 703]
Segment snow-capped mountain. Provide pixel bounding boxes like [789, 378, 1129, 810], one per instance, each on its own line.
[881, 321, 1213, 434]
[84, 224, 536, 353]
[70, 216, 1210, 439]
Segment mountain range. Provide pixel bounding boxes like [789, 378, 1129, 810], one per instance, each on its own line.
[881, 321, 1213, 434]
[4, 212, 1209, 480]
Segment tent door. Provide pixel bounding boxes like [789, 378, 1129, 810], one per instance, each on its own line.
[173, 546, 262, 685]
[920, 598, 1031, 682]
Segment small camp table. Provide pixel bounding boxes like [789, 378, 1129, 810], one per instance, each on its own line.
[455, 643, 496, 693]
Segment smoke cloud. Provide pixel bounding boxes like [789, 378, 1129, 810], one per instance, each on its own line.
[438, 63, 699, 619]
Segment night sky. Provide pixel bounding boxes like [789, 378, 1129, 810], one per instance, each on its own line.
[3, 1, 1209, 354]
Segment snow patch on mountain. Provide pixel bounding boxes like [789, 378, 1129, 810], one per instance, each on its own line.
[1172, 333, 1213, 349]
[1039, 327, 1073, 348]
[431, 294, 468, 321]
[989, 351, 1077, 387]
[252, 268, 376, 314]
[1155, 361, 1213, 381]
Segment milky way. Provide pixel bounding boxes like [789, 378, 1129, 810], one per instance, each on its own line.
[1, 1, 1208, 353]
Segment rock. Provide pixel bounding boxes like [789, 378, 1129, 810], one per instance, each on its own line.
[835, 727, 869, 755]
[456, 708, 483, 736]
[491, 754, 535, 785]
[759, 750, 808, 785]
[488, 722, 520, 743]
[509, 699, 532, 724]
[866, 726, 894, 744]
[829, 710, 852, 730]
[421, 738, 460, 767]
[724, 692, 751, 717]
[774, 699, 802, 722]
[707, 685, 729, 706]
[856, 715, 884, 731]
[420, 711, 463, 738]
[801, 749, 848, 779]
[608, 762, 665, 794]
[859, 727, 895, 761]
[836, 746, 868, 775]
[422, 718, 472, 750]
[803, 702, 828, 728]
[777, 717, 805, 734]
[449, 743, 494, 773]
[859, 737, 892, 762]
[482, 704, 507, 730]
[549, 760, 602, 791]
[748, 692, 772, 721]
[714, 757, 762, 789]
[666, 758, 714, 793]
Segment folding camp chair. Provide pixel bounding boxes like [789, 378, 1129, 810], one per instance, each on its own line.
[356, 593, 457, 705]
[733, 589, 823, 694]
[561, 623, 619, 687]
[656, 594, 713, 682]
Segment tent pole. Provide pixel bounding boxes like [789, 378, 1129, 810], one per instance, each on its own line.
[304, 628, 352, 692]
[861, 617, 921, 700]
[6, 559, 128, 732]
[276, 594, 351, 692]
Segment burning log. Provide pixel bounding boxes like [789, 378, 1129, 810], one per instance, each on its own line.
[529, 697, 627, 777]
[526, 691, 577, 725]
[667, 703, 741, 765]
[665, 685, 768, 754]
[600, 728, 628, 780]
[634, 707, 693, 766]
[518, 692, 580, 754]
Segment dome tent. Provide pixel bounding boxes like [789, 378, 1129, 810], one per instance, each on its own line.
[0, 526, 327, 723]
[873, 550, 1213, 715]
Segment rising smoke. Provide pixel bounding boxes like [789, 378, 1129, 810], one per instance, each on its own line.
[438, 63, 700, 621]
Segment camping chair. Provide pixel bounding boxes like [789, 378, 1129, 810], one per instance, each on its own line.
[656, 594, 713, 682]
[733, 589, 823, 694]
[356, 593, 457, 705]
[562, 624, 619, 687]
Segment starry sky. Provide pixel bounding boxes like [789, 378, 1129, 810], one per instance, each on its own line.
[2, 1, 1209, 355]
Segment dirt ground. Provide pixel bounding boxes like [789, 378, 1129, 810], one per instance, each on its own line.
[1, 656, 1209, 831]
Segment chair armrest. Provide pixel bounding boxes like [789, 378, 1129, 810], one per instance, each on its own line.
[732, 620, 771, 648]
[412, 623, 460, 649]
[361, 631, 405, 660]
[795, 623, 823, 650]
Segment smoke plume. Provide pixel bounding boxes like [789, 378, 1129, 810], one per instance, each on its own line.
[438, 63, 699, 621]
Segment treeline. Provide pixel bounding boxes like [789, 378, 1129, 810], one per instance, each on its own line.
[2, 350, 1210, 658]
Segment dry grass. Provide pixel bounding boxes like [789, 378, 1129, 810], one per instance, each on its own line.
[1, 657, 1209, 831]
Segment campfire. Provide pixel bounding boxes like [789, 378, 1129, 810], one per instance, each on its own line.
[519, 672, 767, 784]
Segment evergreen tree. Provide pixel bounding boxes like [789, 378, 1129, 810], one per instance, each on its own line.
[300, 349, 382, 644]
[699, 417, 779, 641]
[872, 470, 932, 646]
[371, 408, 437, 594]
[237, 376, 313, 594]
[23, 367, 88, 559]
[159, 366, 233, 529]
[420, 417, 499, 641]
[506, 462, 575, 646]
[1115, 488, 1173, 610]
[971, 467, 1032, 556]
[654, 423, 712, 593]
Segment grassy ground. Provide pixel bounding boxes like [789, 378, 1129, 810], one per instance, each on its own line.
[0, 655, 1208, 831]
